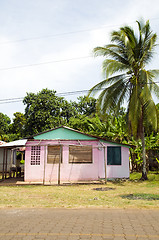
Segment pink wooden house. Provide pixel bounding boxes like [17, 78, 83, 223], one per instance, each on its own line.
[25, 126, 130, 184]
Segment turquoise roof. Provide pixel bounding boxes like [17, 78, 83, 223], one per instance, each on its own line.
[100, 139, 130, 148]
[33, 127, 96, 140]
[32, 126, 132, 148]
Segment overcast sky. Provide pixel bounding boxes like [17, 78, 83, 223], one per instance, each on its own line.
[0, 0, 159, 120]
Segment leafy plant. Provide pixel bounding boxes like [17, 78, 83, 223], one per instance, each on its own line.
[89, 20, 159, 179]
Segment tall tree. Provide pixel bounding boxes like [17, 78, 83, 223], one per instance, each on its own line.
[72, 96, 97, 116]
[0, 112, 11, 136]
[23, 89, 76, 135]
[89, 20, 159, 180]
[9, 112, 26, 138]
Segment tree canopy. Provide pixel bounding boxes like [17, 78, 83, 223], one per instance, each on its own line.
[0, 87, 158, 172]
[23, 89, 77, 136]
[0, 112, 11, 136]
[89, 20, 159, 179]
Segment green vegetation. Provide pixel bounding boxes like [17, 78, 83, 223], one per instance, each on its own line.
[129, 171, 159, 181]
[0, 91, 97, 140]
[0, 90, 158, 172]
[0, 172, 159, 209]
[121, 193, 159, 200]
[89, 20, 159, 180]
[0, 20, 158, 175]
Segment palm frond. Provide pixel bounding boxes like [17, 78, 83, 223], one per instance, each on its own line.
[93, 46, 129, 65]
[97, 75, 129, 114]
[88, 73, 127, 97]
[102, 59, 129, 76]
[140, 69, 159, 97]
[141, 85, 158, 130]
[120, 26, 138, 48]
[91, 20, 159, 137]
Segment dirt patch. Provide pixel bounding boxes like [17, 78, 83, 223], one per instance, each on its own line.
[120, 193, 159, 201]
[93, 187, 115, 191]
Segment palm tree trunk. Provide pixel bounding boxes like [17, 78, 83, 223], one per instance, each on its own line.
[141, 125, 148, 180]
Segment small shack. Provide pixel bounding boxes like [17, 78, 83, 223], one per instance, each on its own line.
[0, 139, 27, 179]
[25, 126, 131, 184]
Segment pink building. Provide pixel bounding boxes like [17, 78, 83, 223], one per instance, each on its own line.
[25, 126, 131, 184]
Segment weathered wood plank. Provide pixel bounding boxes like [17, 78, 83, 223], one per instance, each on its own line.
[47, 145, 62, 164]
[69, 145, 92, 163]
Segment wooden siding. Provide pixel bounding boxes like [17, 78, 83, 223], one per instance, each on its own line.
[47, 145, 62, 164]
[69, 145, 92, 163]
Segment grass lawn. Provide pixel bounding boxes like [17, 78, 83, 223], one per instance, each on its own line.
[0, 172, 159, 209]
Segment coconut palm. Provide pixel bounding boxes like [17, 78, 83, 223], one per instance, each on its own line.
[89, 20, 159, 180]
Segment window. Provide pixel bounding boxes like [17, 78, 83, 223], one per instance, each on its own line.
[107, 146, 121, 165]
[31, 146, 40, 165]
[69, 145, 92, 164]
[47, 145, 62, 164]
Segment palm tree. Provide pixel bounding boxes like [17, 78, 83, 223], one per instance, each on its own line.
[89, 20, 159, 180]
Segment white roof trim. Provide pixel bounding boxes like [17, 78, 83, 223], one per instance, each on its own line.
[0, 140, 6, 145]
[0, 139, 27, 148]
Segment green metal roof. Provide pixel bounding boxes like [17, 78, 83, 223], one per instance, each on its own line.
[33, 126, 96, 140]
[32, 126, 132, 148]
[100, 139, 130, 148]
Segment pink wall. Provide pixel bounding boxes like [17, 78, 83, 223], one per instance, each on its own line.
[106, 144, 129, 179]
[25, 140, 129, 183]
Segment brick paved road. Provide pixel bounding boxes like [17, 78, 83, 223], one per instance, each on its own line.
[0, 208, 158, 240]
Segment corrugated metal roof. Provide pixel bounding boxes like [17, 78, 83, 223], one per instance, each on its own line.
[31, 126, 133, 148]
[0, 139, 27, 148]
[33, 126, 96, 140]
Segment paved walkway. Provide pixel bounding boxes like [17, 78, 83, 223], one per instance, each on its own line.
[0, 208, 158, 240]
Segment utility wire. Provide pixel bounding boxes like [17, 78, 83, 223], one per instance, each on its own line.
[0, 100, 23, 104]
[0, 83, 159, 104]
[0, 97, 23, 102]
[0, 26, 112, 45]
[0, 22, 136, 45]
[0, 89, 93, 104]
[0, 56, 91, 71]
[1, 50, 159, 71]
[1, 17, 159, 45]
[0, 19, 158, 71]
